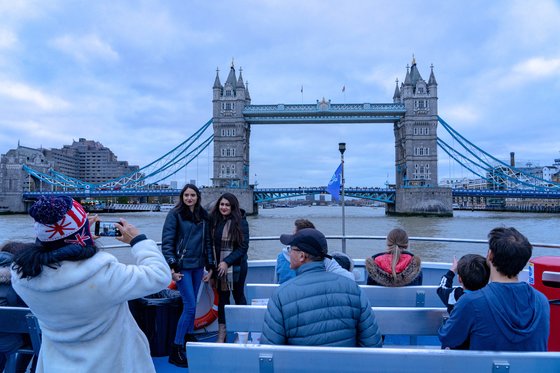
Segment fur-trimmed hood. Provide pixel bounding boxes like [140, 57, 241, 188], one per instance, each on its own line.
[0, 251, 14, 285]
[365, 252, 422, 287]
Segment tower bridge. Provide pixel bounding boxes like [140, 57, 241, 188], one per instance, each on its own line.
[5, 58, 560, 214]
[210, 57, 448, 215]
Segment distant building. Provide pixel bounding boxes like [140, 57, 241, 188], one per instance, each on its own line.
[42, 138, 139, 183]
[439, 177, 487, 189]
[543, 159, 560, 183]
[0, 145, 53, 211]
[0, 140, 139, 212]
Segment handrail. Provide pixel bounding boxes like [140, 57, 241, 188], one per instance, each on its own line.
[97, 235, 560, 250]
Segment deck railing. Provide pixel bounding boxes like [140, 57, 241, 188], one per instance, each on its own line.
[97, 235, 560, 250]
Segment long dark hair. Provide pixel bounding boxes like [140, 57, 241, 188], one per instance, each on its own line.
[175, 183, 206, 222]
[210, 193, 244, 244]
[12, 243, 98, 279]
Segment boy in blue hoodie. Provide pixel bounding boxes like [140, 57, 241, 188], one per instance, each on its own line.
[438, 227, 550, 351]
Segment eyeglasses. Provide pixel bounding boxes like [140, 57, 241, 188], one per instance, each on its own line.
[287, 246, 302, 253]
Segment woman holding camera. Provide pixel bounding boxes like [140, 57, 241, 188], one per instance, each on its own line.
[162, 184, 215, 367]
[210, 192, 249, 343]
[11, 195, 170, 373]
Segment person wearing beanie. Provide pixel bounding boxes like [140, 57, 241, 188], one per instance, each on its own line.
[261, 228, 382, 347]
[11, 195, 171, 373]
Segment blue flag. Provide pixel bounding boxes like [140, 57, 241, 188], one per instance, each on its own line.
[326, 163, 342, 201]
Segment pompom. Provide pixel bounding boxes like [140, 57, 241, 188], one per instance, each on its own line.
[29, 195, 73, 224]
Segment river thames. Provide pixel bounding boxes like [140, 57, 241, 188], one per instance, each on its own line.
[1, 206, 558, 263]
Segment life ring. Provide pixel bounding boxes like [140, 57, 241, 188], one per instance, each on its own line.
[194, 286, 219, 330]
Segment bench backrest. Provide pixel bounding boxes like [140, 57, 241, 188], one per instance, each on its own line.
[246, 284, 442, 307]
[0, 306, 41, 355]
[187, 343, 560, 373]
[225, 305, 448, 336]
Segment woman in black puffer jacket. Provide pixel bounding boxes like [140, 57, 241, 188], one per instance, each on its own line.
[161, 184, 215, 367]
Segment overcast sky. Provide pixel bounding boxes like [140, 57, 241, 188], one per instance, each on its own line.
[1, 0, 559, 188]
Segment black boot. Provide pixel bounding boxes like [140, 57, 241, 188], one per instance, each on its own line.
[168, 343, 188, 368]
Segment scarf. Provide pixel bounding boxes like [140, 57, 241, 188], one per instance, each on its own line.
[219, 219, 234, 291]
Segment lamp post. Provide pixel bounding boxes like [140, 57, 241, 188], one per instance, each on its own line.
[339, 142, 346, 253]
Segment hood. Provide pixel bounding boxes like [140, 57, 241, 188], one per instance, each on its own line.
[365, 253, 421, 287]
[484, 282, 547, 343]
[282, 246, 290, 261]
[0, 251, 14, 284]
[0, 251, 14, 267]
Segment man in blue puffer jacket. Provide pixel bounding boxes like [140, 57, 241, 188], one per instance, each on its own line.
[261, 228, 382, 347]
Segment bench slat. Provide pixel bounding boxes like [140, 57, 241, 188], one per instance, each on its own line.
[246, 284, 443, 307]
[187, 343, 560, 373]
[225, 305, 448, 336]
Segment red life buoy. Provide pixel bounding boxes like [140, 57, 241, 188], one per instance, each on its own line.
[194, 287, 219, 330]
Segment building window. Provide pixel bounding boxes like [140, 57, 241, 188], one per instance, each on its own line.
[414, 146, 430, 156]
[222, 102, 235, 111]
[413, 125, 430, 136]
[221, 148, 236, 157]
[225, 89, 232, 97]
[220, 128, 236, 137]
[220, 164, 237, 178]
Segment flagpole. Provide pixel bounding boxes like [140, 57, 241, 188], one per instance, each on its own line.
[339, 142, 346, 253]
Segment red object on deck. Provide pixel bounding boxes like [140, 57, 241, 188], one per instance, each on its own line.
[529, 256, 560, 351]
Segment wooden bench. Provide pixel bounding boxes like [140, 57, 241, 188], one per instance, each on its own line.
[225, 304, 448, 345]
[186, 343, 560, 373]
[246, 284, 443, 307]
[0, 307, 41, 373]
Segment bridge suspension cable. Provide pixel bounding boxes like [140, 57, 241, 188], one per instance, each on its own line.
[437, 116, 560, 190]
[22, 119, 214, 190]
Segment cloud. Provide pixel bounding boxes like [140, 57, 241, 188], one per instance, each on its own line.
[443, 105, 480, 124]
[50, 34, 119, 63]
[0, 28, 17, 49]
[0, 80, 69, 110]
[511, 56, 560, 81]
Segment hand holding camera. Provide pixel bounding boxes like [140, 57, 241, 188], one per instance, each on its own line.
[94, 218, 141, 245]
[114, 219, 140, 245]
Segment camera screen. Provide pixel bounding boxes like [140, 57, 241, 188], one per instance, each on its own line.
[95, 222, 122, 237]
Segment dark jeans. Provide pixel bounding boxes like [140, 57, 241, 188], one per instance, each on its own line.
[174, 267, 204, 344]
[217, 261, 247, 324]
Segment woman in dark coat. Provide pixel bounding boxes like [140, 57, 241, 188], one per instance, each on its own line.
[161, 184, 215, 367]
[209, 193, 249, 343]
[365, 228, 422, 287]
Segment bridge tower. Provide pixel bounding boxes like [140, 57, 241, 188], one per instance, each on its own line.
[207, 62, 256, 214]
[389, 58, 452, 216]
[211, 61, 251, 188]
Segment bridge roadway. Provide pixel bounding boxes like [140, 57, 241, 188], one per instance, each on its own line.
[22, 187, 560, 203]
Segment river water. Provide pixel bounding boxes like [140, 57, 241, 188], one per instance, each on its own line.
[1, 206, 558, 263]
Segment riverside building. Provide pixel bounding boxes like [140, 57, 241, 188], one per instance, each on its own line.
[0, 139, 138, 212]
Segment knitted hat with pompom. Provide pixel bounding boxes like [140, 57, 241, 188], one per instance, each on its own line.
[29, 195, 94, 250]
